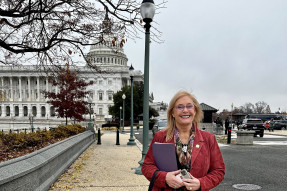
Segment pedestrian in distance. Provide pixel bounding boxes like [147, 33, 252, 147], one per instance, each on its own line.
[224, 118, 229, 135]
[142, 90, 225, 191]
[214, 117, 222, 127]
[269, 118, 274, 132]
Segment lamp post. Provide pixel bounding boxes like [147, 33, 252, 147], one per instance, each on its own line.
[117, 106, 122, 145]
[122, 94, 126, 133]
[29, 113, 34, 132]
[127, 65, 136, 145]
[231, 103, 234, 129]
[120, 106, 122, 128]
[95, 113, 101, 145]
[87, 96, 95, 133]
[135, 0, 155, 175]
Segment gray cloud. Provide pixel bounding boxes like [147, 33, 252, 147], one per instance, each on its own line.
[125, 0, 287, 112]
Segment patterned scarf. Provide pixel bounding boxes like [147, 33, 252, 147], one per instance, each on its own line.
[174, 127, 195, 172]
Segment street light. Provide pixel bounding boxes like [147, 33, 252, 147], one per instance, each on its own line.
[122, 94, 126, 132]
[127, 65, 136, 145]
[29, 113, 34, 132]
[231, 103, 234, 129]
[135, 0, 155, 175]
[87, 96, 95, 133]
[120, 106, 122, 128]
[117, 106, 122, 145]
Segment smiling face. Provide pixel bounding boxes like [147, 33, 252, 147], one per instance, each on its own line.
[172, 95, 196, 128]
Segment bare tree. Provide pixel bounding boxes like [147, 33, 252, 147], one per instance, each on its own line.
[0, 0, 166, 67]
[254, 101, 269, 114]
[240, 102, 254, 114]
[232, 107, 244, 114]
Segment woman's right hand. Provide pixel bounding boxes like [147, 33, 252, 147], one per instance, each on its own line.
[165, 170, 184, 189]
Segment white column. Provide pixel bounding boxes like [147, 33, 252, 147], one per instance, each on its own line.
[37, 77, 40, 101]
[10, 77, 13, 101]
[29, 104, 32, 115]
[46, 103, 49, 118]
[0, 77, 3, 103]
[1, 77, 3, 92]
[0, 103, 3, 117]
[19, 77, 22, 101]
[28, 77, 31, 101]
[10, 103, 14, 117]
[37, 103, 40, 118]
[46, 77, 49, 91]
[46, 77, 49, 101]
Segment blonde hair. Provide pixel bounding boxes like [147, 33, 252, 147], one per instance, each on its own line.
[166, 90, 203, 141]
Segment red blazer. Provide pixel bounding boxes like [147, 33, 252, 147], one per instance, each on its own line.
[142, 126, 225, 191]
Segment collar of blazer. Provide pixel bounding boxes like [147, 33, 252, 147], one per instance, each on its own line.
[190, 125, 205, 167]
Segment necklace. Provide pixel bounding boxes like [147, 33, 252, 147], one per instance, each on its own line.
[182, 144, 188, 153]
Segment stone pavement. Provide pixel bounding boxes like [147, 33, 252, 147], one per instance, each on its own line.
[49, 130, 149, 191]
[49, 128, 287, 191]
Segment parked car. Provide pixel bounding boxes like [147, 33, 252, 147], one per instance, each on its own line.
[152, 119, 167, 136]
[272, 120, 287, 130]
[241, 118, 265, 137]
[238, 123, 244, 130]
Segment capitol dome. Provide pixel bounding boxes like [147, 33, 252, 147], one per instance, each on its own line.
[86, 12, 128, 67]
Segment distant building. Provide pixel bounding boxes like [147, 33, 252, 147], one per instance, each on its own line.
[200, 103, 218, 133]
[150, 99, 168, 120]
[200, 103, 218, 123]
[0, 13, 144, 130]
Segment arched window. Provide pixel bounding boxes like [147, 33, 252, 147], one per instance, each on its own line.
[50, 106, 55, 117]
[15, 106, 19, 117]
[23, 106, 28, 117]
[32, 106, 37, 117]
[6, 106, 10, 116]
[41, 106, 46, 117]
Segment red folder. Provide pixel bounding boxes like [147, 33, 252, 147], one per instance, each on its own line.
[152, 142, 178, 172]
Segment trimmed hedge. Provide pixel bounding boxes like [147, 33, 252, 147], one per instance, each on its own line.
[0, 124, 86, 150]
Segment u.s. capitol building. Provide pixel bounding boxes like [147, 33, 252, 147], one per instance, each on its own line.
[0, 39, 143, 130]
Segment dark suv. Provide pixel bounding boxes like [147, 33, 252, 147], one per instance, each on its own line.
[241, 119, 265, 137]
[273, 120, 287, 130]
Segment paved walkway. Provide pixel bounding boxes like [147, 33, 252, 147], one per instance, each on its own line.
[49, 129, 287, 191]
[49, 131, 149, 191]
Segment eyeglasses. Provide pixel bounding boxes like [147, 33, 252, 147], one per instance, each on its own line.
[174, 104, 194, 111]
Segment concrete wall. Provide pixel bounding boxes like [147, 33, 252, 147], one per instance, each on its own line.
[0, 131, 95, 191]
[200, 123, 214, 133]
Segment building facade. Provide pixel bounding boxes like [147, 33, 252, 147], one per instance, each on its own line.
[0, 38, 143, 130]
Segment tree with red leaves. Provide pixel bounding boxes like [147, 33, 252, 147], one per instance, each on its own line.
[42, 66, 94, 125]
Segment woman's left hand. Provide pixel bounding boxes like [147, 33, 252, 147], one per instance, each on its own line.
[182, 174, 200, 191]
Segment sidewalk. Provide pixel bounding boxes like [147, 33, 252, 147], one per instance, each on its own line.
[264, 129, 287, 136]
[216, 129, 287, 145]
[49, 131, 149, 191]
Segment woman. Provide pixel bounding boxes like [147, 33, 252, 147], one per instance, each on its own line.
[142, 90, 225, 191]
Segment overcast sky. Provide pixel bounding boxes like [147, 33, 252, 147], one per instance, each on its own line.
[124, 0, 287, 113]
